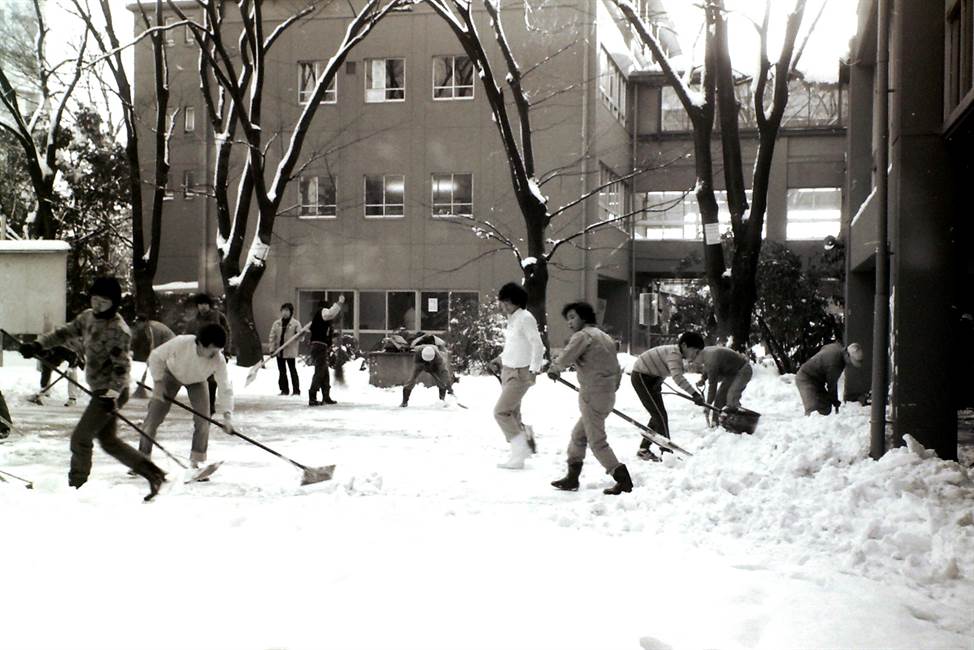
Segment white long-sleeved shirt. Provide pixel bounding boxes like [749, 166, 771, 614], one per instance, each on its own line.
[148, 335, 234, 414]
[500, 308, 545, 373]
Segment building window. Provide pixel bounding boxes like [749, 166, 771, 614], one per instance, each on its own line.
[182, 170, 196, 199]
[365, 174, 405, 218]
[598, 164, 626, 230]
[946, 0, 974, 115]
[780, 81, 844, 128]
[785, 187, 841, 240]
[298, 62, 337, 104]
[299, 175, 337, 218]
[432, 55, 473, 100]
[598, 47, 627, 123]
[184, 106, 195, 132]
[162, 16, 175, 46]
[431, 173, 472, 217]
[163, 181, 174, 201]
[184, 17, 194, 44]
[365, 58, 405, 103]
[660, 86, 691, 132]
[634, 190, 758, 240]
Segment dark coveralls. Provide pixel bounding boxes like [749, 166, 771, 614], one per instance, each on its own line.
[401, 348, 453, 405]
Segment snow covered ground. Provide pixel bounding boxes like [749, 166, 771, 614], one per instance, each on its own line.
[1, 352, 972, 650]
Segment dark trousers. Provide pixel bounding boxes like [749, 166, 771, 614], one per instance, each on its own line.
[309, 359, 330, 400]
[68, 388, 159, 487]
[277, 357, 300, 394]
[631, 372, 669, 450]
[207, 375, 217, 416]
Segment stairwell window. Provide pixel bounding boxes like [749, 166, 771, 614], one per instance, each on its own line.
[182, 170, 196, 200]
[365, 174, 405, 218]
[432, 55, 473, 100]
[184, 106, 195, 132]
[365, 58, 405, 103]
[598, 164, 626, 231]
[298, 62, 337, 104]
[431, 173, 472, 217]
[598, 47, 627, 123]
[299, 175, 337, 218]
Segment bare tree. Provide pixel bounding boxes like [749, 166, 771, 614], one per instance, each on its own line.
[174, 0, 404, 364]
[0, 0, 89, 239]
[609, 0, 811, 348]
[70, 0, 180, 318]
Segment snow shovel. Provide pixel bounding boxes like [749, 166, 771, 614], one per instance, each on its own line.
[0, 330, 219, 484]
[662, 385, 760, 434]
[0, 467, 33, 489]
[136, 381, 335, 486]
[245, 323, 312, 387]
[552, 375, 692, 457]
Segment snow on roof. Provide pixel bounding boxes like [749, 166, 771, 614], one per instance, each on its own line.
[153, 280, 199, 293]
[0, 240, 71, 253]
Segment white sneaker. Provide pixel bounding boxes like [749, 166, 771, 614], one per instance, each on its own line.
[64, 397, 77, 407]
[497, 433, 531, 470]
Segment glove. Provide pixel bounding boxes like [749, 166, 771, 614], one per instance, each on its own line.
[547, 369, 560, 381]
[221, 413, 234, 434]
[20, 341, 42, 359]
[691, 391, 706, 406]
[98, 389, 120, 410]
[696, 378, 707, 388]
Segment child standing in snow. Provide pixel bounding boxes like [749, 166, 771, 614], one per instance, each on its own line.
[400, 345, 454, 407]
[795, 342, 863, 415]
[268, 302, 303, 396]
[630, 332, 706, 461]
[19, 277, 166, 499]
[491, 282, 545, 470]
[546, 302, 631, 495]
[139, 323, 235, 465]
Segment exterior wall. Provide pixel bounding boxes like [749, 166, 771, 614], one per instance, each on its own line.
[134, 0, 632, 349]
[0, 241, 70, 337]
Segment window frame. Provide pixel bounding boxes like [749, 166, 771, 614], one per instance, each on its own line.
[184, 106, 195, 133]
[365, 57, 406, 103]
[364, 174, 406, 219]
[597, 163, 627, 232]
[298, 61, 337, 105]
[182, 170, 196, 200]
[432, 55, 474, 101]
[431, 172, 473, 218]
[298, 174, 338, 219]
[598, 46, 627, 124]
[784, 187, 842, 241]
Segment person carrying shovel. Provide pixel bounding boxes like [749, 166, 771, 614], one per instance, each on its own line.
[630, 332, 706, 461]
[546, 301, 632, 495]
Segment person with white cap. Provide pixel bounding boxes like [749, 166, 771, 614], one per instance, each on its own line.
[795, 342, 864, 415]
[400, 344, 455, 407]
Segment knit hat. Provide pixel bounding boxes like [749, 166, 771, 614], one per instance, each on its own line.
[846, 342, 864, 367]
[89, 277, 122, 307]
[421, 345, 436, 362]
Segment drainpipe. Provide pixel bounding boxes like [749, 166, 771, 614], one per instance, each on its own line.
[869, 0, 890, 460]
[629, 80, 639, 353]
[579, 0, 593, 301]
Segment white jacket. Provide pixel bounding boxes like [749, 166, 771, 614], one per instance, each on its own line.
[500, 308, 545, 373]
[149, 335, 234, 414]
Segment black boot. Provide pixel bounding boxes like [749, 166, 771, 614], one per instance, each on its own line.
[309, 389, 320, 407]
[400, 386, 412, 408]
[551, 461, 583, 491]
[603, 464, 633, 495]
[322, 388, 337, 405]
[144, 466, 167, 502]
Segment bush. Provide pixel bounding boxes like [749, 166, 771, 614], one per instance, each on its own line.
[445, 294, 505, 374]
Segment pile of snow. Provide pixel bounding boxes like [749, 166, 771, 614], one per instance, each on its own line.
[1, 352, 972, 649]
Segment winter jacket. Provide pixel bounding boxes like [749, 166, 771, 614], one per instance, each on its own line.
[39, 310, 131, 394]
[797, 342, 846, 406]
[186, 309, 232, 355]
[632, 344, 695, 394]
[268, 317, 303, 358]
[149, 335, 235, 414]
[499, 308, 545, 373]
[411, 347, 452, 386]
[550, 326, 621, 392]
[310, 302, 342, 345]
[696, 346, 747, 379]
[132, 320, 176, 362]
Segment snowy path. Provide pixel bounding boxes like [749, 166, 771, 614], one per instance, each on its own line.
[1, 355, 972, 650]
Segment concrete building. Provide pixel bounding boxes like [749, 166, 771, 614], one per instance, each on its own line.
[843, 0, 973, 459]
[138, 0, 849, 353]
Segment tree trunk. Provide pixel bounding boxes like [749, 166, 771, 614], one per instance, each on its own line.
[522, 257, 549, 351]
[31, 182, 58, 240]
[728, 242, 759, 351]
[219, 257, 264, 366]
[132, 267, 159, 319]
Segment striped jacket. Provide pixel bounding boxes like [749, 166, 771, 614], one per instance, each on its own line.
[632, 344, 695, 393]
[39, 310, 131, 394]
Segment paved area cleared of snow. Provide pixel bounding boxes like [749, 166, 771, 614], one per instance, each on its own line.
[1, 352, 972, 650]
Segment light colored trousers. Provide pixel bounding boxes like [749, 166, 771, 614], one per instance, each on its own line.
[493, 366, 535, 441]
[795, 372, 834, 416]
[566, 387, 621, 473]
[140, 372, 211, 462]
[713, 364, 753, 409]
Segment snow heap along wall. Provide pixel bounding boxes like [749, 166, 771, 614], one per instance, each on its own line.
[0, 241, 70, 361]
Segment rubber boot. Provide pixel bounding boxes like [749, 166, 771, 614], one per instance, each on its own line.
[497, 433, 530, 470]
[144, 465, 167, 502]
[551, 461, 583, 491]
[309, 389, 320, 407]
[322, 388, 337, 405]
[400, 386, 412, 408]
[603, 464, 633, 495]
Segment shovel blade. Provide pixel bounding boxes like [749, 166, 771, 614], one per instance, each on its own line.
[244, 364, 262, 387]
[301, 464, 336, 486]
[185, 461, 223, 483]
